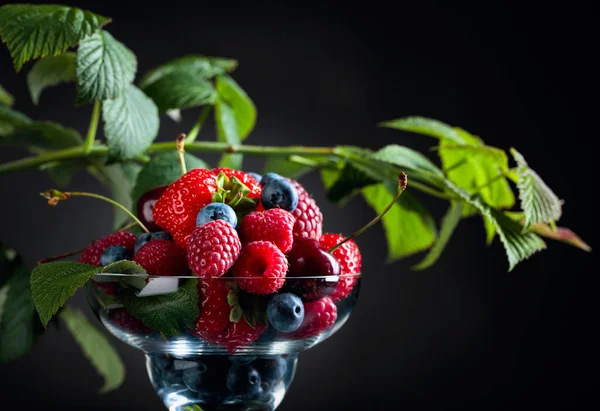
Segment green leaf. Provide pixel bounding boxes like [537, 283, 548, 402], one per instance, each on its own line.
[48, 160, 83, 187]
[0, 105, 32, 137]
[102, 84, 159, 161]
[123, 278, 199, 336]
[327, 161, 378, 203]
[379, 116, 465, 144]
[27, 52, 76, 105]
[0, 242, 42, 363]
[59, 307, 125, 393]
[30, 261, 100, 327]
[139, 55, 235, 112]
[372, 144, 444, 177]
[262, 155, 329, 180]
[444, 180, 546, 271]
[93, 164, 137, 229]
[0, 85, 14, 106]
[483, 215, 496, 245]
[362, 183, 437, 261]
[412, 201, 462, 270]
[0, 4, 111, 71]
[76, 30, 137, 102]
[131, 152, 209, 206]
[511, 148, 563, 229]
[3, 121, 82, 151]
[529, 223, 591, 252]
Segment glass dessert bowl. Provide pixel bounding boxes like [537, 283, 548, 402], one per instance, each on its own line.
[86, 273, 361, 411]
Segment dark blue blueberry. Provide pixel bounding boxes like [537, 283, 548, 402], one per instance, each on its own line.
[100, 245, 132, 266]
[134, 231, 172, 254]
[255, 326, 279, 344]
[255, 356, 288, 389]
[248, 172, 263, 182]
[196, 203, 237, 228]
[226, 365, 262, 400]
[182, 361, 209, 392]
[260, 179, 298, 212]
[259, 172, 281, 187]
[267, 293, 304, 333]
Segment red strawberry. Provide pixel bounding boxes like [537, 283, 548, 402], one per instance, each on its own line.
[240, 209, 295, 253]
[187, 220, 242, 277]
[212, 168, 261, 199]
[133, 240, 188, 276]
[217, 318, 266, 352]
[79, 231, 137, 266]
[289, 180, 323, 240]
[318, 233, 362, 302]
[109, 308, 152, 334]
[153, 168, 218, 247]
[288, 296, 337, 339]
[232, 241, 288, 295]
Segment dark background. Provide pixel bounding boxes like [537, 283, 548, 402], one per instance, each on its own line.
[0, 0, 596, 410]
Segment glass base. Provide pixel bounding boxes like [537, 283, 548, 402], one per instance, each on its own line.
[146, 353, 298, 411]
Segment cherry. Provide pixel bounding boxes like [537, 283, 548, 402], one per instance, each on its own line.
[284, 237, 340, 301]
[137, 185, 168, 232]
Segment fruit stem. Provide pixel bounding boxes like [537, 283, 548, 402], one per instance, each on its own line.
[176, 133, 187, 175]
[185, 105, 212, 144]
[36, 246, 89, 265]
[83, 100, 101, 153]
[40, 190, 150, 233]
[328, 172, 408, 253]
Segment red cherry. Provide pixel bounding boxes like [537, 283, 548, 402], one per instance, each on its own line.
[136, 185, 168, 232]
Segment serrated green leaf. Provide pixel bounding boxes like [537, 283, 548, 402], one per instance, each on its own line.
[27, 52, 76, 105]
[0, 4, 111, 71]
[123, 278, 199, 336]
[139, 55, 236, 88]
[529, 223, 591, 252]
[0, 105, 32, 137]
[372, 144, 444, 177]
[0, 243, 42, 363]
[30, 261, 100, 327]
[362, 183, 437, 261]
[102, 260, 146, 275]
[483, 215, 496, 245]
[1, 121, 82, 151]
[511, 148, 563, 229]
[444, 180, 546, 271]
[131, 152, 208, 206]
[379, 116, 465, 144]
[76, 30, 136, 102]
[327, 161, 378, 203]
[59, 307, 125, 393]
[0, 85, 14, 106]
[120, 162, 142, 186]
[93, 164, 136, 229]
[412, 201, 462, 270]
[102, 84, 159, 161]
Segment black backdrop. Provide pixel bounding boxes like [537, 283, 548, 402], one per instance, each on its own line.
[0, 1, 596, 410]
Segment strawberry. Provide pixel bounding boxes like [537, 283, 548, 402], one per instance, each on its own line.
[211, 168, 261, 199]
[109, 308, 152, 334]
[153, 168, 218, 248]
[240, 209, 295, 253]
[133, 240, 188, 276]
[318, 233, 362, 302]
[232, 241, 288, 295]
[289, 180, 323, 240]
[187, 220, 242, 277]
[217, 318, 266, 352]
[79, 231, 137, 266]
[288, 296, 337, 339]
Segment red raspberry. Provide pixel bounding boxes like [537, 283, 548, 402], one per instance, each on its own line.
[289, 180, 323, 240]
[212, 168, 261, 199]
[318, 233, 362, 302]
[288, 296, 337, 339]
[240, 209, 295, 253]
[153, 169, 218, 248]
[232, 241, 288, 295]
[217, 318, 266, 352]
[109, 308, 152, 334]
[187, 220, 242, 277]
[79, 231, 137, 266]
[133, 240, 188, 276]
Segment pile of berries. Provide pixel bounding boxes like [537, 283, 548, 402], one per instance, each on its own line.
[82, 168, 361, 351]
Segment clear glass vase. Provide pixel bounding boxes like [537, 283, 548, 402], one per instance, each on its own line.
[86, 274, 361, 411]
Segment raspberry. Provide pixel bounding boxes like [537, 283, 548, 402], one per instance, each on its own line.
[212, 168, 261, 199]
[153, 168, 218, 248]
[289, 180, 323, 240]
[318, 233, 362, 302]
[79, 231, 137, 266]
[218, 319, 266, 352]
[240, 209, 295, 253]
[133, 240, 188, 276]
[109, 308, 152, 334]
[187, 220, 242, 277]
[288, 297, 337, 339]
[232, 241, 288, 295]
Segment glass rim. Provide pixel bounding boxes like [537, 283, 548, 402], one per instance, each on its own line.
[92, 273, 362, 280]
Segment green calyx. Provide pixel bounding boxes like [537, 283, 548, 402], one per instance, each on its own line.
[212, 172, 258, 216]
[226, 283, 267, 329]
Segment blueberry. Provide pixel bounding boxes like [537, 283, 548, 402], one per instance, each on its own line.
[260, 179, 298, 212]
[182, 361, 209, 392]
[228, 356, 257, 365]
[259, 172, 281, 187]
[254, 356, 287, 389]
[134, 231, 172, 254]
[196, 203, 237, 228]
[100, 245, 132, 266]
[248, 172, 263, 182]
[226, 365, 262, 399]
[267, 293, 304, 332]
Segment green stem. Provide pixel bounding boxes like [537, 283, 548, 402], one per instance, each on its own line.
[83, 101, 101, 153]
[185, 105, 212, 144]
[0, 145, 108, 174]
[409, 180, 454, 200]
[147, 141, 336, 156]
